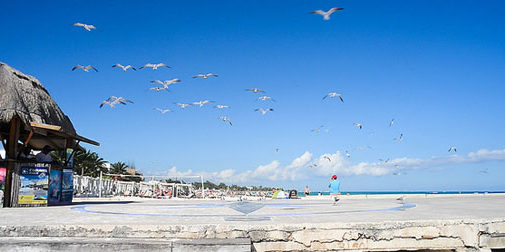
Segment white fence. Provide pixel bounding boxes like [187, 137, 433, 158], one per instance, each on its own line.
[73, 175, 196, 198]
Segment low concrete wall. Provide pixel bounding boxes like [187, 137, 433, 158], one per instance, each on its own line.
[1, 219, 504, 251]
[0, 237, 251, 252]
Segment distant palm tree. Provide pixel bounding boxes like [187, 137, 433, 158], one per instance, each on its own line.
[110, 162, 128, 175]
[73, 150, 107, 177]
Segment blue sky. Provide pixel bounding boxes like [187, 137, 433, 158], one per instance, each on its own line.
[1, 0, 505, 192]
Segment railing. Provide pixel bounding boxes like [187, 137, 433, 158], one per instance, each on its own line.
[73, 175, 195, 198]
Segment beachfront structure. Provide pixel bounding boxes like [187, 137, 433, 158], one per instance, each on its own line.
[0, 62, 99, 207]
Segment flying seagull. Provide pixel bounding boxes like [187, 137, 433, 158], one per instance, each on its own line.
[389, 119, 395, 127]
[149, 87, 168, 92]
[379, 158, 390, 164]
[356, 145, 372, 150]
[345, 151, 351, 158]
[72, 65, 98, 72]
[448, 147, 457, 152]
[154, 108, 171, 114]
[176, 103, 192, 109]
[310, 7, 344, 20]
[323, 156, 332, 162]
[193, 73, 218, 79]
[275, 148, 279, 153]
[100, 96, 133, 108]
[323, 92, 344, 102]
[112, 64, 136, 71]
[139, 63, 171, 70]
[193, 100, 213, 107]
[394, 133, 404, 142]
[220, 116, 232, 126]
[73, 22, 96, 31]
[151, 79, 181, 88]
[311, 125, 325, 133]
[353, 123, 363, 129]
[246, 88, 265, 93]
[215, 105, 230, 109]
[255, 108, 274, 115]
[258, 96, 275, 102]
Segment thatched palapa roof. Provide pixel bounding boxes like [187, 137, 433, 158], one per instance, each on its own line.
[0, 62, 98, 149]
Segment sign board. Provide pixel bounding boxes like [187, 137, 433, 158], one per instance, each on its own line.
[48, 169, 62, 204]
[61, 169, 73, 203]
[18, 165, 49, 206]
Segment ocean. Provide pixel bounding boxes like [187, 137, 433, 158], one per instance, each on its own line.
[297, 191, 505, 197]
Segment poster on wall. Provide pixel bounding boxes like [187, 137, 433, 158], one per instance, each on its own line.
[48, 169, 62, 205]
[18, 165, 49, 206]
[61, 169, 73, 203]
[0, 166, 6, 205]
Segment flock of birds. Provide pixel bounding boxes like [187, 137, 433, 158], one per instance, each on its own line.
[71, 7, 462, 176]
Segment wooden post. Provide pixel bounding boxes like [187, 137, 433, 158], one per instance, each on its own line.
[4, 117, 20, 207]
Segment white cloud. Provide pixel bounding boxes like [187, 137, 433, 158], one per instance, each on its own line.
[145, 148, 505, 183]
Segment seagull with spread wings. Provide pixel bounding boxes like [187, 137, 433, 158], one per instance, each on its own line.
[258, 96, 275, 102]
[139, 63, 170, 70]
[151, 79, 181, 88]
[394, 133, 404, 142]
[311, 125, 325, 133]
[379, 158, 390, 164]
[100, 96, 133, 108]
[176, 103, 192, 109]
[323, 156, 332, 162]
[310, 7, 344, 20]
[193, 73, 218, 79]
[149, 87, 168, 92]
[220, 116, 232, 126]
[193, 100, 213, 107]
[448, 147, 457, 152]
[255, 108, 274, 115]
[72, 65, 98, 72]
[354, 123, 363, 129]
[389, 119, 395, 127]
[246, 88, 265, 93]
[345, 151, 351, 158]
[356, 145, 372, 150]
[323, 92, 344, 102]
[215, 105, 230, 109]
[154, 108, 171, 114]
[112, 64, 136, 71]
[73, 22, 96, 31]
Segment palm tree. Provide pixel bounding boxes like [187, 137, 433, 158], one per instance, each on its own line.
[74, 150, 107, 177]
[110, 162, 128, 175]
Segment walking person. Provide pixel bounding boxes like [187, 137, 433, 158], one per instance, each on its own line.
[304, 186, 310, 197]
[328, 174, 341, 205]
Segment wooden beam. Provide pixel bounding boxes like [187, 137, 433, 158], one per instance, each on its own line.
[4, 117, 21, 207]
[23, 130, 34, 146]
[29, 122, 61, 131]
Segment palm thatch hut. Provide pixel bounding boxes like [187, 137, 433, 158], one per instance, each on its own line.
[0, 62, 99, 207]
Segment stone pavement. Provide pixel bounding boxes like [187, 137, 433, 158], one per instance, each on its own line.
[1, 194, 504, 251]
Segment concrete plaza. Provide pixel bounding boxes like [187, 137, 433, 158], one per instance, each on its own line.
[1, 193, 504, 251]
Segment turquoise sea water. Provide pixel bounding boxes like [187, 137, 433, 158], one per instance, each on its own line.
[297, 191, 505, 197]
